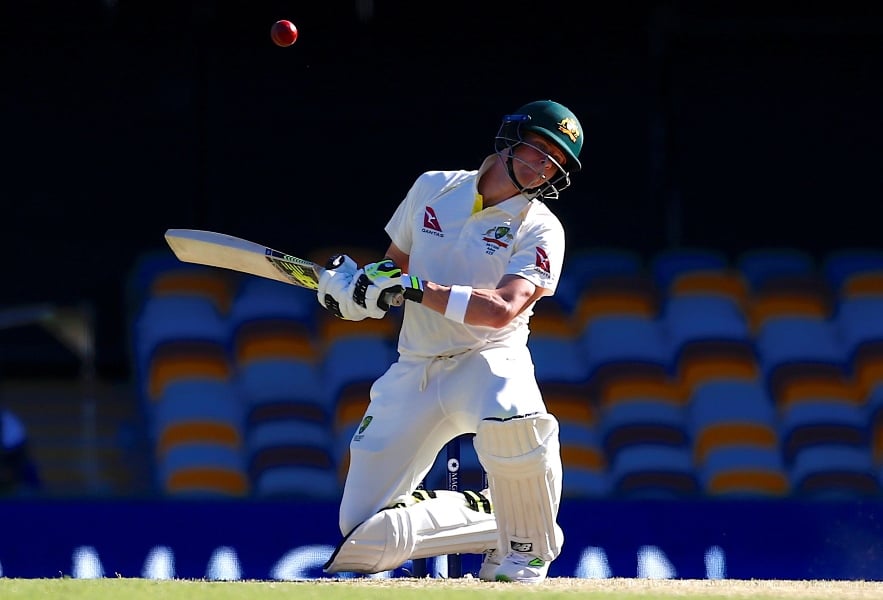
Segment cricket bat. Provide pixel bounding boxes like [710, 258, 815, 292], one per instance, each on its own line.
[164, 229, 404, 307]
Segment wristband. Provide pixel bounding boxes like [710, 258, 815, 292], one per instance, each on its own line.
[402, 275, 425, 303]
[444, 285, 472, 323]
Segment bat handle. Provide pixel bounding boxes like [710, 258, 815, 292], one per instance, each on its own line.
[380, 288, 405, 309]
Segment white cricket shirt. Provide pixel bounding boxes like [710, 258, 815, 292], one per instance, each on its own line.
[385, 156, 566, 359]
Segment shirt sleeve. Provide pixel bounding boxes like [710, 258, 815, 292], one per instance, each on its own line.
[384, 175, 427, 255]
[506, 209, 565, 294]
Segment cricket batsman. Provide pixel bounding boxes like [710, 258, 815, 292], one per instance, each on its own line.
[318, 100, 584, 583]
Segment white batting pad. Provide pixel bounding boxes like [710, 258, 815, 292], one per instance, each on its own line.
[474, 413, 563, 561]
[323, 490, 496, 574]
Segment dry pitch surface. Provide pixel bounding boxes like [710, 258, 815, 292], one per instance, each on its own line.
[335, 577, 883, 598]
[3, 577, 883, 599]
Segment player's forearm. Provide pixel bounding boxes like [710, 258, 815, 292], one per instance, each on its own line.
[421, 281, 514, 328]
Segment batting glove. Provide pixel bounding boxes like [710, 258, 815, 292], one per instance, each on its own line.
[317, 254, 371, 321]
[357, 260, 425, 313]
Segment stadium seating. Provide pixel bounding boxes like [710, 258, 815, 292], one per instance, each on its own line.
[571, 273, 659, 334]
[662, 295, 757, 395]
[125, 244, 883, 501]
[245, 419, 339, 499]
[608, 444, 700, 499]
[754, 315, 849, 411]
[790, 446, 880, 499]
[558, 420, 610, 498]
[599, 396, 689, 464]
[161, 442, 250, 498]
[780, 399, 869, 465]
[822, 248, 883, 297]
[689, 380, 780, 463]
[837, 297, 883, 398]
[133, 295, 232, 405]
[153, 379, 244, 457]
[649, 247, 729, 293]
[736, 247, 817, 293]
[580, 314, 672, 409]
[668, 268, 750, 312]
[556, 247, 646, 313]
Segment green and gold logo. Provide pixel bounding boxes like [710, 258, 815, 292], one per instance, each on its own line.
[557, 118, 580, 143]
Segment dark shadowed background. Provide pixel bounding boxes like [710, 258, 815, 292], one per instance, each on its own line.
[2, 0, 881, 378]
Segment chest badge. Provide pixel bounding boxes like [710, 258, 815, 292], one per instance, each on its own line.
[482, 226, 514, 255]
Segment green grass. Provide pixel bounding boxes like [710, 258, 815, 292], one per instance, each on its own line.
[1, 578, 882, 600]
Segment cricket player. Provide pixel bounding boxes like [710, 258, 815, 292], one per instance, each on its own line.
[318, 100, 583, 583]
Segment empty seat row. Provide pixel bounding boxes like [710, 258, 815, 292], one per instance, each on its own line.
[125, 245, 883, 499]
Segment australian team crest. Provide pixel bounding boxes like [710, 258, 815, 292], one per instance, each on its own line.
[354, 416, 373, 442]
[482, 226, 514, 254]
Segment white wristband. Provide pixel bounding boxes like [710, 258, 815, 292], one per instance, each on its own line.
[444, 285, 472, 323]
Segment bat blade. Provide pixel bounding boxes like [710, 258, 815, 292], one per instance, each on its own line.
[163, 229, 405, 307]
[164, 228, 323, 290]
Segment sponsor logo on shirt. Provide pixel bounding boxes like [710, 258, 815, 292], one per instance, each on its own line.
[421, 206, 444, 237]
[535, 246, 551, 275]
[482, 226, 513, 255]
[354, 416, 373, 442]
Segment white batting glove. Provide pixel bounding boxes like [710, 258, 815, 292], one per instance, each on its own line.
[349, 260, 400, 319]
[317, 255, 370, 321]
[356, 260, 425, 313]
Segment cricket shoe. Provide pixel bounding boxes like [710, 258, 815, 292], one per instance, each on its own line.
[477, 548, 501, 581]
[494, 549, 549, 584]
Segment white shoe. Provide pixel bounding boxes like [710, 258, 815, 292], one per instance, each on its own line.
[478, 548, 500, 581]
[494, 550, 549, 584]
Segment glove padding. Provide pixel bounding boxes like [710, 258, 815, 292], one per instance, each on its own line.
[349, 259, 401, 319]
[356, 260, 425, 311]
[317, 255, 372, 321]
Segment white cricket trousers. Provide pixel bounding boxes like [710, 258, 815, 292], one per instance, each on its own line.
[337, 343, 547, 536]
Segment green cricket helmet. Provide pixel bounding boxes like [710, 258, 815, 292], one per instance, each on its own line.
[494, 99, 584, 199]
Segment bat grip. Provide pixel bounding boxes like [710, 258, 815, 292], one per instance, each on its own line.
[380, 288, 405, 309]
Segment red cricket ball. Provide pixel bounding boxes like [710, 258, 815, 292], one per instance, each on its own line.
[271, 20, 298, 47]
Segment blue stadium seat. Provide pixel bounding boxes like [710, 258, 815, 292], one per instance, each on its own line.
[869, 386, 883, 467]
[558, 421, 610, 498]
[580, 315, 671, 384]
[161, 442, 250, 498]
[599, 399, 689, 464]
[246, 420, 339, 500]
[649, 247, 728, 293]
[780, 399, 869, 465]
[609, 444, 700, 499]
[790, 446, 880, 499]
[229, 276, 318, 338]
[755, 315, 849, 409]
[837, 297, 883, 363]
[822, 248, 883, 296]
[556, 247, 645, 312]
[689, 379, 779, 466]
[699, 446, 789, 497]
[737, 247, 817, 292]
[153, 379, 244, 449]
[663, 296, 754, 373]
[529, 336, 589, 386]
[133, 295, 232, 405]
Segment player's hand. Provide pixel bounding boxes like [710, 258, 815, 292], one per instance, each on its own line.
[355, 260, 425, 314]
[317, 254, 370, 321]
[352, 259, 403, 319]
